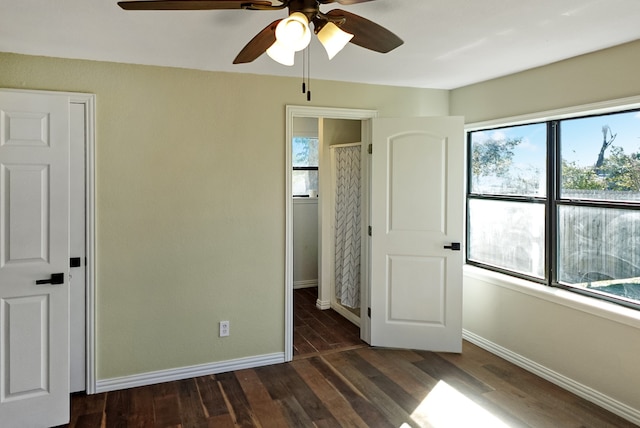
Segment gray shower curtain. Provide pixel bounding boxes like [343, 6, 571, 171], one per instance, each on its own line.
[333, 145, 361, 309]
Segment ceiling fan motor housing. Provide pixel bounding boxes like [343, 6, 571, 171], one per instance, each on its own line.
[287, 0, 323, 28]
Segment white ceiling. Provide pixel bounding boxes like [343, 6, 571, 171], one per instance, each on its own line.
[2, 0, 640, 90]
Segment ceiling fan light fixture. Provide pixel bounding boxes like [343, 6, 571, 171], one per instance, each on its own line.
[317, 22, 354, 60]
[275, 11, 311, 52]
[266, 40, 295, 66]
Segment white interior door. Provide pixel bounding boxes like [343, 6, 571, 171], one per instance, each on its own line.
[0, 91, 71, 427]
[370, 116, 464, 352]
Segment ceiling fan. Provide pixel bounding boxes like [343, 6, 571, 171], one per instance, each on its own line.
[117, 0, 403, 65]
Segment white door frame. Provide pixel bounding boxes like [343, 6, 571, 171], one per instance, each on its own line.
[70, 92, 97, 394]
[1, 89, 97, 394]
[285, 105, 377, 362]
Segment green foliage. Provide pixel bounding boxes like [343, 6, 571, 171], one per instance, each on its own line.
[472, 137, 522, 178]
[562, 146, 640, 191]
[471, 129, 640, 194]
[562, 160, 603, 190]
[601, 146, 640, 191]
[471, 136, 543, 194]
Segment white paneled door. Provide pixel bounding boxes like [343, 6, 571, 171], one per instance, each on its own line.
[0, 91, 70, 427]
[370, 117, 464, 352]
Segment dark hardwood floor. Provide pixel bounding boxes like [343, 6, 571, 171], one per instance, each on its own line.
[293, 287, 366, 358]
[62, 288, 637, 427]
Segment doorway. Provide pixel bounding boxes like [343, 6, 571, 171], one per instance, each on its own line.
[287, 109, 465, 359]
[285, 106, 378, 362]
[291, 118, 365, 356]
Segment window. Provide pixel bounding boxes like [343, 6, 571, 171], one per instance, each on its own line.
[468, 123, 547, 279]
[467, 109, 640, 308]
[292, 136, 318, 197]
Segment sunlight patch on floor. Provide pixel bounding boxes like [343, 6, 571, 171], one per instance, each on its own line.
[403, 380, 512, 428]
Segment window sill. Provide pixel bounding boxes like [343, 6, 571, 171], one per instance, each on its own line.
[464, 265, 640, 330]
[293, 197, 318, 205]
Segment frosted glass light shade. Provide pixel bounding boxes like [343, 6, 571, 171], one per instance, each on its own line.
[275, 12, 311, 52]
[317, 22, 354, 60]
[266, 40, 295, 66]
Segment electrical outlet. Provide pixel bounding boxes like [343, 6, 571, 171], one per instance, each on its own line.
[219, 320, 230, 337]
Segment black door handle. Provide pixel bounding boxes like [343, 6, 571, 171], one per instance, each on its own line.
[36, 273, 64, 285]
[444, 243, 461, 251]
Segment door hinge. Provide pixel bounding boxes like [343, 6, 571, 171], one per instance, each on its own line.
[367, 307, 371, 318]
[368, 225, 372, 236]
[368, 144, 372, 154]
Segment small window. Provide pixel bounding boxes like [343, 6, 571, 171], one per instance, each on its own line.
[292, 137, 319, 197]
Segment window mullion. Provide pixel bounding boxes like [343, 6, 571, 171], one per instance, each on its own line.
[548, 121, 559, 286]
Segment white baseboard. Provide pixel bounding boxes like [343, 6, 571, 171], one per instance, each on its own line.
[293, 279, 318, 289]
[330, 302, 360, 327]
[95, 352, 285, 393]
[463, 330, 640, 426]
[316, 299, 331, 310]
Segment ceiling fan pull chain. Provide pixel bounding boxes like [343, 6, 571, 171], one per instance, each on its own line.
[302, 46, 306, 94]
[306, 45, 311, 102]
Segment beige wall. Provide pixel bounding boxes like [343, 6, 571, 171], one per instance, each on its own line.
[293, 199, 318, 285]
[324, 118, 362, 146]
[0, 52, 448, 380]
[451, 40, 640, 413]
[451, 39, 640, 123]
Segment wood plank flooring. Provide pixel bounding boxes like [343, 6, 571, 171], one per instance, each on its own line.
[293, 287, 366, 358]
[61, 288, 637, 427]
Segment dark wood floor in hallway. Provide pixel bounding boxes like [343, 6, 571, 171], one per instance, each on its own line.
[293, 287, 366, 358]
[61, 287, 637, 427]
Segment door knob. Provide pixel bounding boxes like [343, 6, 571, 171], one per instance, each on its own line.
[444, 242, 461, 251]
[36, 273, 64, 285]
